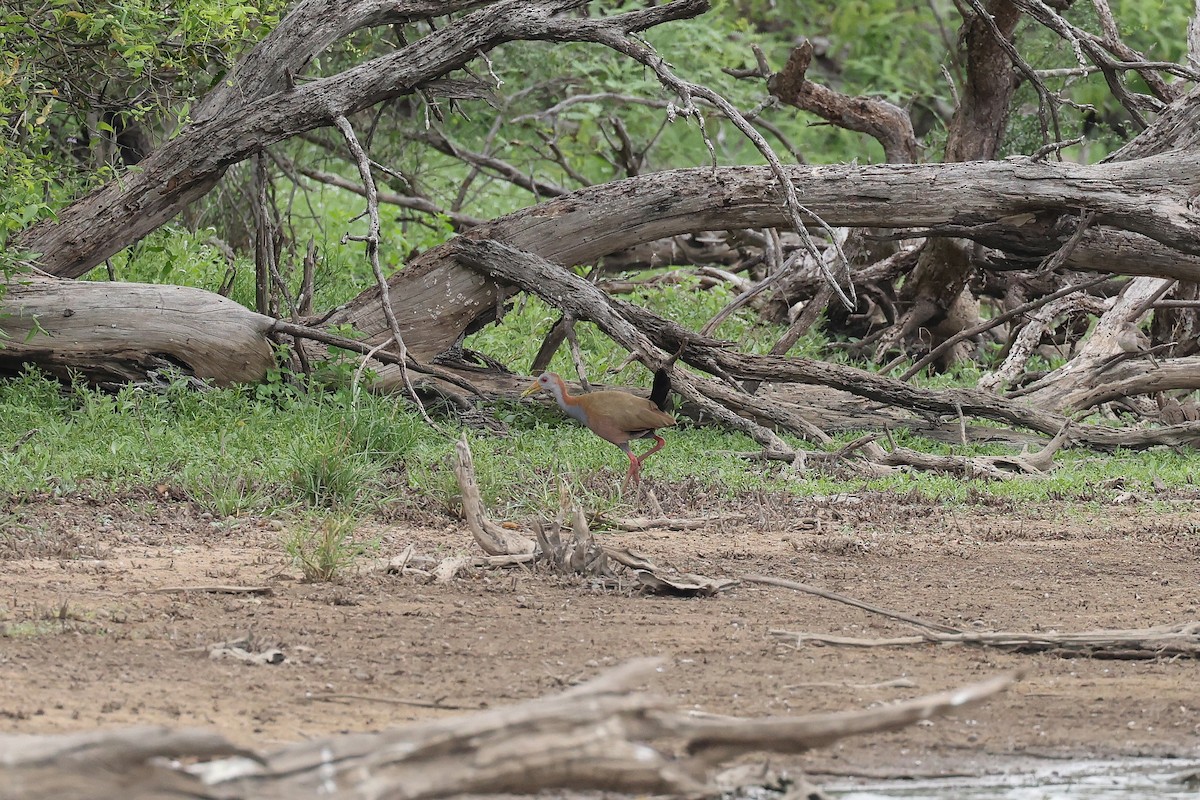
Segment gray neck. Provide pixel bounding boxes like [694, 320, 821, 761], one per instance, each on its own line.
[548, 380, 588, 425]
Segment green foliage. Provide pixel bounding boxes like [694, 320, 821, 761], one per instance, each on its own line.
[284, 515, 368, 582]
[0, 0, 285, 254]
[1001, 0, 1193, 160]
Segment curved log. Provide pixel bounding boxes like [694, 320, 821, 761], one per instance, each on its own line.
[0, 277, 275, 386]
[328, 153, 1200, 371]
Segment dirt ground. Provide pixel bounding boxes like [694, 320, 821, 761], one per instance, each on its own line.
[2, 484, 1199, 790]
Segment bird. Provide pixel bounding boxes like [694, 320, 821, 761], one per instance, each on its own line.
[522, 370, 676, 488]
[1115, 322, 1151, 356]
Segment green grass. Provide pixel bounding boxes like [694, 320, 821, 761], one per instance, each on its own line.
[285, 515, 371, 582]
[0, 368, 1196, 528]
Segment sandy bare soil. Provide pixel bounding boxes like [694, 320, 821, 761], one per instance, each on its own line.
[2, 485, 1199, 788]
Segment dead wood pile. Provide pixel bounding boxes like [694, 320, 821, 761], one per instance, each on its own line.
[0, 659, 1014, 800]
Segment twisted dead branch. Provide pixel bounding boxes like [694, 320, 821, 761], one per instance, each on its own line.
[1, 659, 1016, 800]
[448, 237, 1200, 457]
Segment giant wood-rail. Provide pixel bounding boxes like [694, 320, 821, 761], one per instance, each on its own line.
[522, 370, 675, 487]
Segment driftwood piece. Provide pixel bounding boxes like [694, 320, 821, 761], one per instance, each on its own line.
[0, 659, 1016, 800]
[534, 508, 609, 576]
[751, 571, 1200, 661]
[433, 555, 475, 583]
[0, 276, 275, 386]
[771, 621, 1200, 660]
[600, 514, 747, 531]
[862, 420, 1072, 479]
[767, 39, 918, 163]
[977, 292, 1108, 392]
[675, 672, 1015, 762]
[0, 726, 256, 800]
[634, 570, 738, 596]
[452, 433, 536, 557]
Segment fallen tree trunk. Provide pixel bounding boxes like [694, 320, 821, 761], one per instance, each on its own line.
[0, 659, 1015, 800]
[0, 276, 275, 387]
[327, 152, 1200, 369]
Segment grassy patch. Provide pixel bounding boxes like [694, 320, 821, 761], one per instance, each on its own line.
[0, 369, 1196, 526]
[285, 515, 370, 582]
[1, 599, 94, 638]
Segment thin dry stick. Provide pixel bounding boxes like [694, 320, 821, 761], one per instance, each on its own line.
[252, 152, 274, 315]
[552, 17, 854, 308]
[148, 585, 273, 595]
[562, 314, 593, 391]
[742, 574, 962, 634]
[270, 319, 481, 396]
[352, 335, 395, 403]
[700, 251, 796, 337]
[307, 692, 475, 710]
[898, 273, 1111, 381]
[9, 429, 37, 452]
[334, 115, 439, 430]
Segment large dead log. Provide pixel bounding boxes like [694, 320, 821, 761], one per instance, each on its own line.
[329, 152, 1200, 374]
[0, 276, 275, 387]
[8, 150, 1200, 421]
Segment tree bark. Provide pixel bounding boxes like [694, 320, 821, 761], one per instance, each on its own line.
[876, 0, 1022, 366]
[0, 276, 275, 387]
[326, 152, 1200, 374]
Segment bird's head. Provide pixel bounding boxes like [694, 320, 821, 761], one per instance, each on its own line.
[521, 372, 558, 398]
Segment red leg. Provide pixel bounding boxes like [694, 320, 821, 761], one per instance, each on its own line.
[620, 444, 641, 489]
[637, 435, 666, 465]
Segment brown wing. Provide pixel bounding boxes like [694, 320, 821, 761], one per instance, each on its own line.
[579, 390, 676, 444]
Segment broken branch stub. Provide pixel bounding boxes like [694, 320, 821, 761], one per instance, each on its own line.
[452, 434, 536, 556]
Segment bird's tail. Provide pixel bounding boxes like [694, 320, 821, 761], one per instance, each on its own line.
[649, 368, 671, 412]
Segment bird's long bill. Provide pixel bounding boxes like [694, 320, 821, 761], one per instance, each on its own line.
[520, 380, 542, 398]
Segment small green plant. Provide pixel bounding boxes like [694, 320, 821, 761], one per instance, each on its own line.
[288, 437, 380, 508]
[190, 473, 268, 517]
[284, 515, 366, 582]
